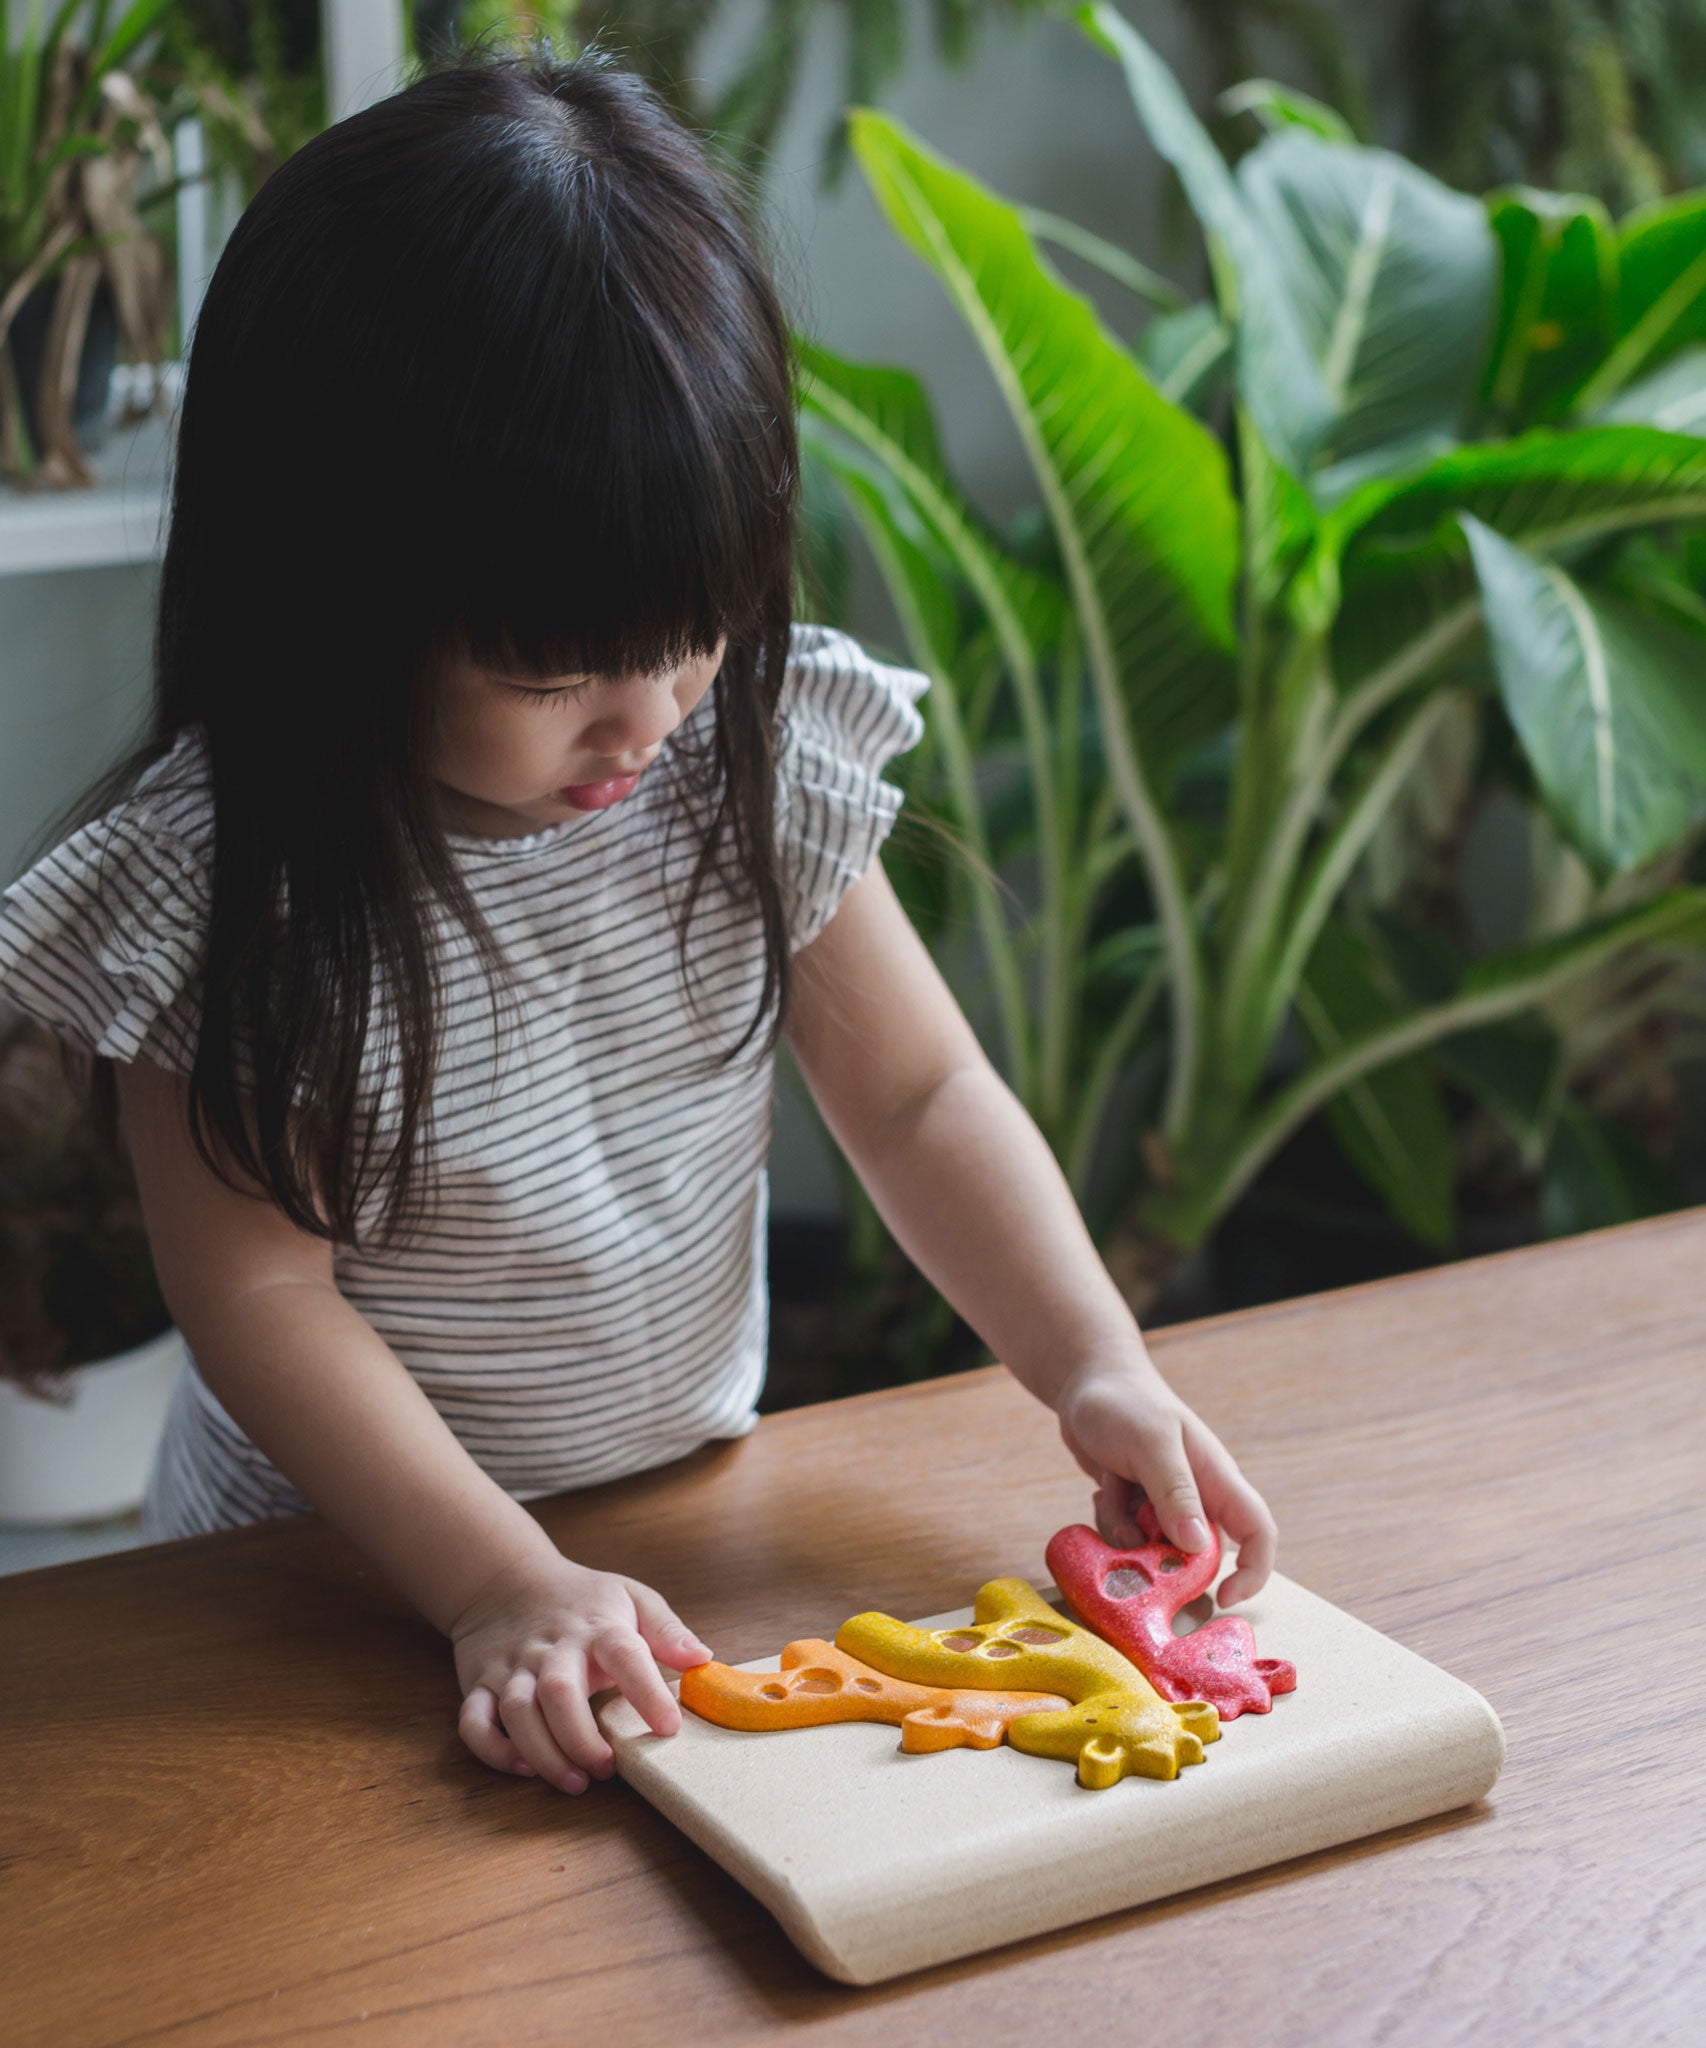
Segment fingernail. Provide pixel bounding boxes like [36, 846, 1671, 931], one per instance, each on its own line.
[1179, 1516, 1210, 1550]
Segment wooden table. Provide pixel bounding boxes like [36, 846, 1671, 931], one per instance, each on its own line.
[3, 1214, 1702, 2046]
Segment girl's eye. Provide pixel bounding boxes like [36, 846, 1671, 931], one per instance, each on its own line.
[497, 680, 594, 706]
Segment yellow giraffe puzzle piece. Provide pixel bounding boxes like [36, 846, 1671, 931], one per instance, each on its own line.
[836, 1577, 1219, 1787]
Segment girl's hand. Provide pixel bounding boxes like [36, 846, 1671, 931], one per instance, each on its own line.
[1053, 1346, 1278, 1607]
[449, 1548, 714, 1794]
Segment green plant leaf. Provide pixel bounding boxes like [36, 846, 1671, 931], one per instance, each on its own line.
[1082, 7, 1496, 486]
[1337, 423, 1706, 560]
[814, 445, 1038, 1094]
[1575, 192, 1706, 414]
[1218, 77, 1354, 145]
[1460, 888, 1706, 996]
[1593, 345, 1706, 436]
[1075, 1, 1330, 476]
[1482, 188, 1617, 426]
[796, 337, 1069, 671]
[1082, 924, 1165, 986]
[1154, 888, 1706, 1247]
[1461, 514, 1706, 872]
[91, 0, 177, 71]
[1234, 128, 1499, 474]
[1436, 1018, 1565, 1161]
[1018, 205, 1187, 313]
[845, 108, 1238, 765]
[1541, 1104, 1685, 1238]
[846, 102, 1240, 1135]
[1332, 423, 1706, 690]
[1297, 920, 1456, 1247]
[1136, 302, 1231, 411]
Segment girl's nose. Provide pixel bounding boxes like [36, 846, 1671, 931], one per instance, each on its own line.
[584, 676, 682, 754]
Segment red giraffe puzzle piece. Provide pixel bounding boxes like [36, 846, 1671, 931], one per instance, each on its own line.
[1045, 1503, 1296, 1720]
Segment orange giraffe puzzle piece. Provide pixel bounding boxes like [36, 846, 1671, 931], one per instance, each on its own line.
[679, 1638, 1069, 1752]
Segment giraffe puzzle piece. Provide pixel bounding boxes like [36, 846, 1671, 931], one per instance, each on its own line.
[679, 1639, 1070, 1753]
[1046, 1504, 1297, 1719]
[836, 1577, 1219, 1787]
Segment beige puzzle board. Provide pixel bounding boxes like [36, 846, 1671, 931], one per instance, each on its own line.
[595, 1569, 1506, 1985]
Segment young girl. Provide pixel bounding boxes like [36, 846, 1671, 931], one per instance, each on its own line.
[0, 42, 1275, 1796]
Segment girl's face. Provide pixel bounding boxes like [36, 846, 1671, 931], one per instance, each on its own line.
[431, 634, 727, 837]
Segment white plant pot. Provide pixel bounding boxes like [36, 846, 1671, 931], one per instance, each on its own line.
[0, 1325, 186, 1527]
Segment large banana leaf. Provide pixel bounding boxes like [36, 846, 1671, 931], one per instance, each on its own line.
[1462, 514, 1706, 874]
[1482, 189, 1617, 427]
[798, 335, 1075, 1107]
[1076, 1, 1330, 477]
[845, 108, 1238, 766]
[846, 103, 1241, 1134]
[1079, 4, 1496, 489]
[796, 337, 1070, 685]
[1235, 128, 1498, 475]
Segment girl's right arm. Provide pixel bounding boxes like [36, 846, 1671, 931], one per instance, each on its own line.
[116, 1054, 714, 1794]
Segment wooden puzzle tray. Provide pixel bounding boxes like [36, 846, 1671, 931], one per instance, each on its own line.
[595, 1568, 1506, 1984]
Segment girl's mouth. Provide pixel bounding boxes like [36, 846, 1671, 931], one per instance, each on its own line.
[558, 771, 642, 811]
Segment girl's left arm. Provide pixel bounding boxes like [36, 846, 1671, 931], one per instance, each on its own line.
[783, 856, 1277, 1607]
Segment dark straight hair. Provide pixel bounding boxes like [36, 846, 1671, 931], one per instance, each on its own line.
[61, 38, 804, 1250]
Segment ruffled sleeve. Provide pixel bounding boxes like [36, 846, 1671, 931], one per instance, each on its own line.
[0, 762, 212, 1076]
[775, 623, 930, 953]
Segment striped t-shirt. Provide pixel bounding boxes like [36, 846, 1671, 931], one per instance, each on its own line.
[0, 623, 928, 1540]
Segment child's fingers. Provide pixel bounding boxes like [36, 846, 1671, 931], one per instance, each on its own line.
[1210, 1486, 1279, 1606]
[1092, 1470, 1148, 1549]
[459, 1684, 541, 1780]
[1180, 1421, 1278, 1605]
[1102, 1425, 1212, 1555]
[533, 1655, 617, 1782]
[496, 1677, 590, 1795]
[624, 1582, 715, 1670]
[591, 1627, 684, 1740]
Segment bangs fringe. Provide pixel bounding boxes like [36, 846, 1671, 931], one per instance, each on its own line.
[392, 78, 795, 685]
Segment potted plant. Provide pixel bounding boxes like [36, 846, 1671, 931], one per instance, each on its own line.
[1, 0, 181, 488]
[0, 1012, 183, 1525]
[796, 1, 1706, 1330]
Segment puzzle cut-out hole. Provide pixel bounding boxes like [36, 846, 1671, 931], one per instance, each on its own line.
[854, 1676, 882, 1692]
[983, 1642, 1020, 1658]
[941, 1634, 980, 1652]
[1171, 1594, 1215, 1638]
[1007, 1625, 1065, 1644]
[1103, 1566, 1149, 1599]
[1159, 1558, 1182, 1573]
[760, 1683, 787, 1699]
[795, 1674, 840, 1693]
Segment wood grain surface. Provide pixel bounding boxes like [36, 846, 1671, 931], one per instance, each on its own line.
[3, 1212, 1703, 2047]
